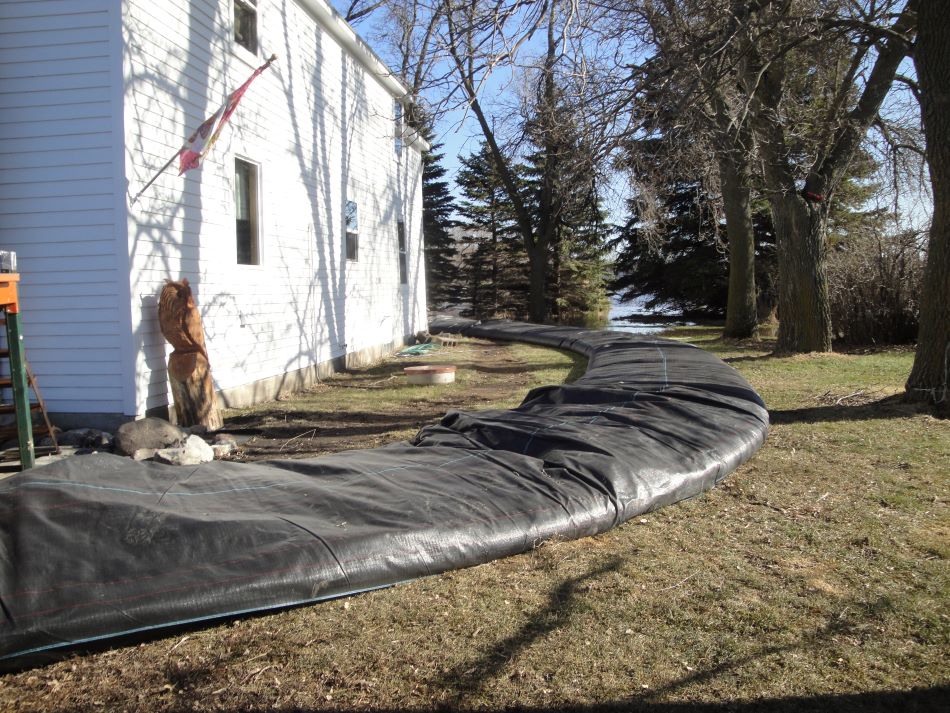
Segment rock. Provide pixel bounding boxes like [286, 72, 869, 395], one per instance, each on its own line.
[153, 435, 214, 466]
[213, 433, 238, 446]
[211, 443, 234, 459]
[132, 448, 159, 461]
[57, 428, 113, 449]
[38, 427, 63, 448]
[114, 418, 186, 456]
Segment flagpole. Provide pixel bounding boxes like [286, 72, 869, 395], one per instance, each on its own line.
[130, 54, 278, 206]
[130, 152, 179, 205]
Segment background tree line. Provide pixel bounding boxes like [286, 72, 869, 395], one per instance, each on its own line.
[344, 0, 946, 410]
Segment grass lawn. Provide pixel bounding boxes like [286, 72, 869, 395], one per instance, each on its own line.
[0, 329, 946, 711]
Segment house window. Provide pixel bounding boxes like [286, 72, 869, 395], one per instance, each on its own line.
[235, 158, 260, 265]
[397, 220, 408, 284]
[345, 200, 359, 261]
[234, 0, 258, 55]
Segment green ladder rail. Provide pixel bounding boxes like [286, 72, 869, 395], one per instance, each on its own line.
[0, 273, 34, 470]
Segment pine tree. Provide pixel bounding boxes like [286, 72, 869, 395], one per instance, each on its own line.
[455, 143, 528, 318]
[522, 89, 612, 323]
[611, 177, 776, 318]
[421, 124, 460, 310]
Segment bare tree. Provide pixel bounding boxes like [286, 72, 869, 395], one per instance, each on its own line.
[438, 0, 572, 323]
[737, 0, 918, 352]
[627, 0, 762, 338]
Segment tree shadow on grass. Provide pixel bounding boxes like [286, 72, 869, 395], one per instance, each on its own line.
[769, 394, 932, 424]
[242, 593, 949, 712]
[244, 685, 949, 711]
[428, 555, 624, 703]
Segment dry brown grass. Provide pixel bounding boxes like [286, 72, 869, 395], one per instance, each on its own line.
[0, 329, 947, 712]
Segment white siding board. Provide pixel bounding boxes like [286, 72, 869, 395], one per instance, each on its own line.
[0, 56, 111, 79]
[0, 168, 112, 189]
[37, 388, 124, 403]
[0, 1, 107, 19]
[0, 209, 114, 230]
[0, 117, 114, 141]
[0, 39, 111, 63]
[0, 178, 114, 200]
[0, 73, 110, 94]
[1, 86, 112, 109]
[26, 356, 122, 371]
[0, 195, 115, 215]
[0, 0, 125, 416]
[0, 102, 113, 124]
[0, 13, 108, 34]
[0, 131, 112, 156]
[0, 26, 110, 49]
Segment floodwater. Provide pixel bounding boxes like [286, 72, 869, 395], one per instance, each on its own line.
[606, 295, 688, 335]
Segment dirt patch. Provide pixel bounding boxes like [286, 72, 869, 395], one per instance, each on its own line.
[221, 337, 573, 460]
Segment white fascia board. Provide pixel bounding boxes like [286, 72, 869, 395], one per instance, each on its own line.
[298, 0, 431, 153]
[298, 0, 408, 101]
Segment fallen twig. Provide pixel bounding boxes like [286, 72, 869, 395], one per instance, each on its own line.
[241, 665, 272, 684]
[331, 375, 400, 389]
[278, 428, 319, 452]
[167, 636, 190, 654]
[654, 571, 699, 592]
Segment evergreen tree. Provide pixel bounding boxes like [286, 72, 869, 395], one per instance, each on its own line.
[455, 143, 528, 318]
[522, 86, 612, 323]
[420, 123, 460, 309]
[611, 177, 776, 318]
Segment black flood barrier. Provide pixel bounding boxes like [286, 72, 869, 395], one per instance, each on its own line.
[0, 320, 768, 671]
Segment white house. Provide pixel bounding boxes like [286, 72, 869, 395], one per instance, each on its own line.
[0, 0, 430, 428]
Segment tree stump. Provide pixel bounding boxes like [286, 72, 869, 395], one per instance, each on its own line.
[158, 279, 223, 431]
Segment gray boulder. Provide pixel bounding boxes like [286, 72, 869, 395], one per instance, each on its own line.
[114, 417, 186, 456]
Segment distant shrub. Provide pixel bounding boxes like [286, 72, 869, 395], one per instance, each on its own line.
[827, 229, 925, 345]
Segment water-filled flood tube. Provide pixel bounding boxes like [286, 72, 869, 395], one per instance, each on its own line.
[0, 320, 768, 671]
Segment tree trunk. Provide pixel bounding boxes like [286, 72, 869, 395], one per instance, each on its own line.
[719, 152, 758, 339]
[906, 0, 950, 409]
[772, 193, 833, 352]
[527, 240, 548, 324]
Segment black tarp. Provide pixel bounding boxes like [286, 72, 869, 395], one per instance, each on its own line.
[0, 320, 767, 671]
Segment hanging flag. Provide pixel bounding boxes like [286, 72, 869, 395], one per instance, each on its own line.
[178, 54, 277, 174]
[129, 54, 277, 205]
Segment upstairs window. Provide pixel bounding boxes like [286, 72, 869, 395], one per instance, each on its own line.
[234, 0, 258, 55]
[397, 220, 408, 284]
[235, 158, 260, 265]
[345, 200, 359, 261]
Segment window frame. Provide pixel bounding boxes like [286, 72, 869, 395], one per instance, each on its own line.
[397, 220, 408, 285]
[234, 156, 262, 266]
[344, 200, 359, 262]
[233, 0, 259, 58]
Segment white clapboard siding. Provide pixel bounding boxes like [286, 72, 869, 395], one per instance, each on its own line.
[0, 0, 129, 418]
[126, 0, 427, 415]
[0, 0, 427, 423]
